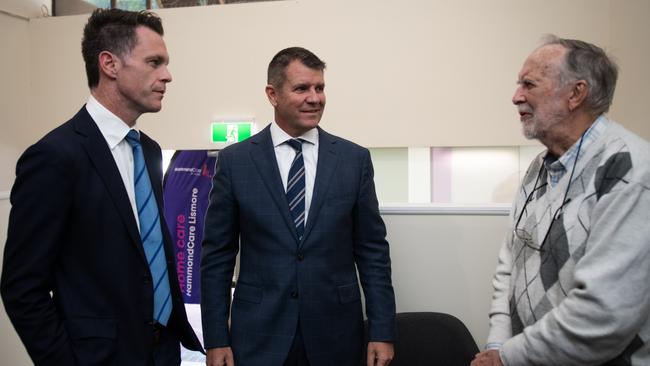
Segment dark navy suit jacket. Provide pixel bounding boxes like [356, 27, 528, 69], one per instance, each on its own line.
[1, 107, 202, 365]
[201, 125, 396, 366]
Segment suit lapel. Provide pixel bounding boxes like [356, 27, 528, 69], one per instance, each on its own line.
[249, 126, 300, 241]
[301, 128, 338, 246]
[74, 107, 147, 261]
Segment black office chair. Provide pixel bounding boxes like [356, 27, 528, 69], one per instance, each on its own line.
[364, 312, 479, 366]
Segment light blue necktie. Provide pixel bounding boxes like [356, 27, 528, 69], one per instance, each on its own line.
[286, 139, 306, 240]
[125, 130, 172, 326]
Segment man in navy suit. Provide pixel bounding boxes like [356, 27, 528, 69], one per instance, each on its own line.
[1, 9, 202, 365]
[201, 47, 396, 366]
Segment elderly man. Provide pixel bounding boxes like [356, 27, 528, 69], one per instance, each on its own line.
[472, 36, 650, 366]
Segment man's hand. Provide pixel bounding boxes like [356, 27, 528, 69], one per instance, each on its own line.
[206, 347, 234, 366]
[367, 341, 394, 366]
[470, 350, 503, 366]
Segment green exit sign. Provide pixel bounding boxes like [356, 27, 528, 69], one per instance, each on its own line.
[211, 122, 253, 143]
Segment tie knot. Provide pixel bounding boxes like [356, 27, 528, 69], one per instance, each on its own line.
[125, 129, 141, 148]
[286, 138, 303, 152]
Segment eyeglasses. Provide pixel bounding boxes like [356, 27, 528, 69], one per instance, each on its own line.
[512, 165, 548, 251]
[513, 132, 586, 252]
[513, 193, 571, 252]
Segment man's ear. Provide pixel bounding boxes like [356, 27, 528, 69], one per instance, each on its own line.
[265, 84, 278, 107]
[568, 79, 588, 111]
[98, 51, 119, 80]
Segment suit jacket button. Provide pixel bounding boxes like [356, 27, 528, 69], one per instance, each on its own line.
[297, 252, 304, 261]
[291, 291, 298, 299]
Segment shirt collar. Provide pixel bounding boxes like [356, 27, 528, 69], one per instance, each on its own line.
[270, 121, 319, 147]
[544, 114, 609, 173]
[86, 95, 138, 150]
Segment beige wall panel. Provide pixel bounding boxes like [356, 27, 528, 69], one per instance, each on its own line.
[321, 0, 611, 147]
[29, 14, 88, 141]
[609, 0, 650, 140]
[27, 0, 626, 150]
[0, 14, 31, 191]
[0, 12, 31, 364]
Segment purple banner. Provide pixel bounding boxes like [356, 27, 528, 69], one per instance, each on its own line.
[163, 150, 216, 304]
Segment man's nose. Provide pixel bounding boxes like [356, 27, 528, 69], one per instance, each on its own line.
[161, 65, 172, 83]
[306, 89, 321, 103]
[512, 86, 524, 105]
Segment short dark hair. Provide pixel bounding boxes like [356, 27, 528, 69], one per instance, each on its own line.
[82, 9, 164, 88]
[543, 35, 619, 115]
[267, 47, 326, 87]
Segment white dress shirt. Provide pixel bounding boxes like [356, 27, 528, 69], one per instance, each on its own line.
[270, 122, 319, 225]
[85, 95, 142, 229]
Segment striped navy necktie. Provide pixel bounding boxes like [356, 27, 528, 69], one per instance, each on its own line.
[125, 130, 172, 326]
[285, 139, 306, 240]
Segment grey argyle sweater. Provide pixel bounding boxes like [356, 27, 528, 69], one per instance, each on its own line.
[487, 117, 650, 365]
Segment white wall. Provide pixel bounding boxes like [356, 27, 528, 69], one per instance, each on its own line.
[385, 213, 508, 348]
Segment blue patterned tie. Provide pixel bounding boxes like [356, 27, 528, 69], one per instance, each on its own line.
[286, 139, 306, 240]
[125, 130, 172, 326]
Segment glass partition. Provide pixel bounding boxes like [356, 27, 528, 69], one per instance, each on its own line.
[164, 145, 546, 206]
[369, 145, 545, 205]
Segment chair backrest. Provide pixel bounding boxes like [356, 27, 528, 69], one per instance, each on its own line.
[365, 312, 479, 366]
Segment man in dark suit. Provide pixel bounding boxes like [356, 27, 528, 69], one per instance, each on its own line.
[201, 47, 396, 366]
[0, 9, 202, 365]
